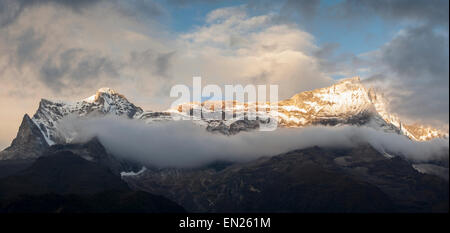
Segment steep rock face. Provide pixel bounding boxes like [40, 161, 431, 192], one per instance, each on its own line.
[0, 114, 49, 160]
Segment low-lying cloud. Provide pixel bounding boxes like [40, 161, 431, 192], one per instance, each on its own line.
[56, 116, 449, 168]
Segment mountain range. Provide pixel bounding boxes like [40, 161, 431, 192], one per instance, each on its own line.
[0, 77, 447, 161]
[0, 77, 448, 213]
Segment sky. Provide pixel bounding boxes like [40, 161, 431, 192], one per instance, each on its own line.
[0, 0, 449, 149]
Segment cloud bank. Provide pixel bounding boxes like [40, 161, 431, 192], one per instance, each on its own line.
[56, 116, 449, 168]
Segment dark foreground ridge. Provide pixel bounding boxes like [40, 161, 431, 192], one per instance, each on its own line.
[0, 137, 447, 213]
[124, 145, 449, 213]
[0, 147, 185, 213]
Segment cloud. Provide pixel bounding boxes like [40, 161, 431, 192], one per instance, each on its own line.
[15, 28, 44, 66]
[280, 0, 450, 128]
[0, 0, 167, 28]
[166, 0, 225, 7]
[175, 6, 333, 99]
[362, 25, 449, 127]
[0, 1, 177, 144]
[278, 0, 321, 22]
[333, 0, 449, 26]
[56, 116, 449, 168]
[111, 0, 167, 21]
[0, 2, 175, 99]
[39, 48, 121, 91]
[1, 2, 331, 105]
[129, 49, 176, 79]
[0, 0, 102, 27]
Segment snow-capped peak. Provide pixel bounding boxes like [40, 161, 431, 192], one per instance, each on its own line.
[32, 88, 143, 144]
[276, 77, 447, 140]
[97, 87, 117, 95]
[277, 76, 374, 125]
[22, 77, 448, 146]
[83, 87, 120, 103]
[83, 95, 97, 103]
[336, 76, 361, 84]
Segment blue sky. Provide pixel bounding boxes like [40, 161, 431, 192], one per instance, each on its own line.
[161, 0, 402, 60]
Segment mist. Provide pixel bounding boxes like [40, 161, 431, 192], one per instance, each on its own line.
[56, 116, 449, 168]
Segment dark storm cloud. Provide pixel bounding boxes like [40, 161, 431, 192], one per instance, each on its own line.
[16, 28, 44, 66]
[0, 0, 165, 27]
[314, 43, 340, 59]
[381, 26, 449, 80]
[40, 48, 120, 91]
[155, 51, 176, 78]
[313, 43, 341, 73]
[112, 0, 166, 21]
[130, 49, 176, 78]
[334, 0, 449, 26]
[312, 42, 367, 77]
[166, 0, 225, 7]
[0, 0, 101, 27]
[279, 0, 321, 22]
[365, 25, 449, 125]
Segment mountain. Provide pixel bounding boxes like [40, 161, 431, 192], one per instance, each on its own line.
[0, 114, 49, 160]
[172, 77, 448, 139]
[278, 77, 446, 140]
[0, 148, 185, 213]
[0, 77, 447, 162]
[33, 87, 143, 145]
[0, 78, 448, 213]
[123, 145, 449, 213]
[0, 190, 185, 213]
[0, 88, 144, 160]
[0, 151, 129, 199]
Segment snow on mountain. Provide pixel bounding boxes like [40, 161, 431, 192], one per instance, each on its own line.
[171, 76, 448, 140]
[0, 114, 49, 160]
[32, 88, 143, 144]
[280, 77, 447, 140]
[1, 77, 448, 161]
[277, 77, 374, 126]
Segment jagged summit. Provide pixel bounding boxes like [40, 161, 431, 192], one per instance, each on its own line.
[336, 76, 360, 83]
[277, 77, 447, 139]
[1, 77, 448, 161]
[0, 114, 49, 160]
[172, 76, 448, 140]
[97, 87, 117, 95]
[83, 87, 126, 103]
[281, 76, 373, 119]
[31, 88, 143, 145]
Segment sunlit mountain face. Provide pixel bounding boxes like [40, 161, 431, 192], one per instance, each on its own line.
[0, 0, 448, 214]
[1, 76, 446, 160]
[170, 77, 447, 140]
